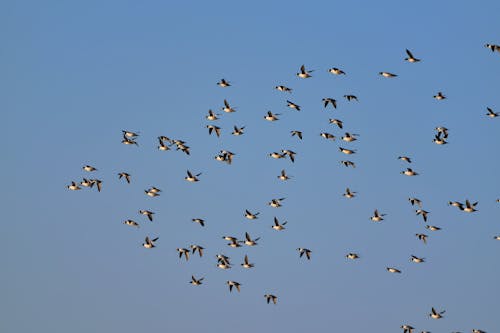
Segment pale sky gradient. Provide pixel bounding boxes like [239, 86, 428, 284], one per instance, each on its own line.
[3, 1, 500, 332]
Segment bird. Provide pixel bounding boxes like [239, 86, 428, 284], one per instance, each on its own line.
[264, 294, 278, 304]
[341, 132, 359, 142]
[404, 49, 421, 62]
[416, 233, 428, 244]
[207, 125, 221, 137]
[139, 210, 154, 222]
[241, 254, 254, 268]
[80, 178, 94, 188]
[386, 267, 401, 273]
[227, 238, 243, 248]
[118, 172, 131, 184]
[339, 147, 356, 154]
[124, 219, 139, 228]
[145, 189, 160, 197]
[271, 217, 287, 231]
[244, 209, 260, 220]
[142, 236, 159, 248]
[217, 150, 235, 165]
[402, 168, 419, 176]
[243, 232, 260, 246]
[320, 132, 336, 140]
[83, 165, 97, 172]
[275, 85, 292, 93]
[448, 200, 464, 209]
[329, 118, 343, 128]
[408, 197, 422, 207]
[176, 248, 190, 261]
[429, 307, 445, 319]
[322, 98, 337, 109]
[435, 126, 449, 138]
[416, 209, 429, 222]
[297, 248, 312, 260]
[485, 43, 500, 52]
[379, 71, 397, 78]
[286, 100, 301, 111]
[433, 133, 448, 145]
[217, 262, 232, 270]
[268, 197, 286, 208]
[344, 94, 358, 101]
[277, 169, 291, 181]
[296, 64, 313, 78]
[401, 325, 415, 333]
[121, 136, 138, 146]
[270, 152, 285, 159]
[425, 225, 441, 231]
[494, 235, 500, 240]
[190, 245, 204, 257]
[472, 329, 487, 333]
[226, 280, 241, 292]
[158, 137, 171, 151]
[433, 92, 446, 100]
[222, 99, 236, 113]
[67, 181, 81, 191]
[340, 160, 356, 168]
[122, 130, 139, 138]
[410, 255, 425, 263]
[343, 188, 357, 199]
[398, 156, 412, 163]
[486, 107, 499, 118]
[216, 254, 231, 265]
[190, 275, 204, 286]
[290, 130, 303, 139]
[346, 253, 360, 260]
[232, 125, 245, 136]
[281, 149, 296, 162]
[371, 209, 386, 222]
[328, 67, 346, 75]
[185, 170, 201, 182]
[461, 199, 478, 213]
[206, 109, 220, 121]
[192, 218, 205, 227]
[264, 111, 280, 121]
[91, 179, 102, 192]
[217, 78, 231, 87]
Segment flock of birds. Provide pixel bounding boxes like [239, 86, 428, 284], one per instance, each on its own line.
[66, 44, 499, 333]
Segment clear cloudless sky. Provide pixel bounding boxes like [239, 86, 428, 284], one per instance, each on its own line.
[2, 1, 500, 332]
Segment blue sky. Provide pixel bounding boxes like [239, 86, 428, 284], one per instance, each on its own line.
[3, 1, 500, 332]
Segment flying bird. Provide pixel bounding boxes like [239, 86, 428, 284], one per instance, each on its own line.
[433, 92, 446, 100]
[185, 170, 201, 182]
[328, 67, 346, 75]
[207, 125, 221, 137]
[67, 181, 81, 191]
[486, 107, 499, 118]
[264, 294, 278, 304]
[277, 169, 291, 181]
[190, 275, 204, 286]
[241, 255, 254, 268]
[232, 125, 245, 136]
[329, 118, 343, 128]
[206, 109, 220, 121]
[290, 130, 303, 139]
[343, 188, 356, 199]
[217, 78, 231, 87]
[371, 209, 386, 222]
[404, 49, 421, 62]
[264, 111, 280, 121]
[386, 267, 401, 273]
[142, 236, 159, 248]
[118, 172, 131, 183]
[226, 280, 241, 292]
[192, 218, 205, 227]
[429, 307, 445, 319]
[296, 64, 314, 78]
[244, 209, 260, 220]
[379, 71, 397, 78]
[297, 248, 312, 260]
[139, 210, 155, 221]
[323, 98, 337, 109]
[271, 217, 287, 231]
[344, 94, 358, 101]
[275, 85, 292, 93]
[286, 100, 301, 111]
[222, 99, 236, 113]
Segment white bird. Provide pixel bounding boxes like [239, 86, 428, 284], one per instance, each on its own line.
[142, 236, 159, 248]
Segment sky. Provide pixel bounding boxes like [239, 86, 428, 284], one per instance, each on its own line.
[2, 1, 500, 332]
